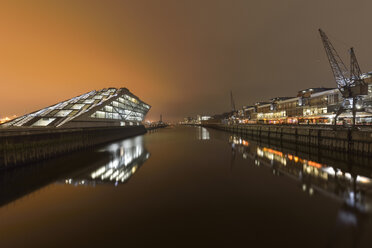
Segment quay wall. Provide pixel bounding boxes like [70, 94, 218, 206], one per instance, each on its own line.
[0, 125, 146, 169]
[146, 124, 169, 131]
[202, 124, 372, 155]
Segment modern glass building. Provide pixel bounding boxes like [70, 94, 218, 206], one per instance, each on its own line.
[1, 88, 150, 128]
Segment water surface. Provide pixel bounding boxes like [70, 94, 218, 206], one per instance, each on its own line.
[1, 126, 372, 247]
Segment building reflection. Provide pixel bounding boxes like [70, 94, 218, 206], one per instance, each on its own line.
[0, 135, 150, 207]
[197, 127, 210, 140]
[63, 136, 150, 187]
[229, 134, 372, 245]
[229, 135, 372, 211]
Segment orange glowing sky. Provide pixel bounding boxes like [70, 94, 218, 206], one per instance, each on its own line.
[1, 0, 372, 121]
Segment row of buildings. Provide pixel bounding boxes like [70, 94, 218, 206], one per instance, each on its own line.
[235, 74, 372, 125]
[181, 115, 212, 125]
[182, 73, 372, 126]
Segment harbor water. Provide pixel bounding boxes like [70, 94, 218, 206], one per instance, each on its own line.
[1, 126, 372, 247]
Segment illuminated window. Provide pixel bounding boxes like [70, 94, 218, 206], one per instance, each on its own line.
[84, 99, 95, 104]
[71, 104, 85, 110]
[91, 111, 105, 118]
[55, 110, 72, 117]
[104, 106, 113, 112]
[32, 118, 56, 126]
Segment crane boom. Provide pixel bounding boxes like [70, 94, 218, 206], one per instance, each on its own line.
[318, 28, 369, 127]
[318, 29, 349, 91]
[349, 47, 362, 85]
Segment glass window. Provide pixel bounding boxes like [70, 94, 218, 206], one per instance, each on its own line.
[55, 110, 72, 117]
[104, 106, 113, 112]
[32, 118, 56, 126]
[91, 111, 105, 118]
[71, 104, 85, 110]
[84, 99, 95, 104]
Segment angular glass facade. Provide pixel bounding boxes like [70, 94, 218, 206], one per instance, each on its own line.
[90, 94, 150, 122]
[1, 88, 150, 128]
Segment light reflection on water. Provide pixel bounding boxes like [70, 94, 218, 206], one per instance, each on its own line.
[197, 126, 210, 140]
[228, 133, 372, 244]
[229, 134, 372, 212]
[62, 135, 150, 187]
[1, 127, 372, 247]
[0, 135, 150, 208]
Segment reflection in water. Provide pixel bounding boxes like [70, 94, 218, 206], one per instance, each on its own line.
[229, 135, 372, 211]
[0, 135, 150, 207]
[2, 127, 372, 247]
[229, 134, 372, 246]
[197, 127, 210, 140]
[63, 136, 150, 187]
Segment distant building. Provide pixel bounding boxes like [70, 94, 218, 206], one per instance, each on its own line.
[1, 88, 150, 128]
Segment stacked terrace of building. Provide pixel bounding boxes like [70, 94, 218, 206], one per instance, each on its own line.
[0, 87, 151, 128]
[0, 87, 151, 168]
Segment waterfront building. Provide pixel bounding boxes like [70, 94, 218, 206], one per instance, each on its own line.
[297, 88, 337, 124]
[242, 106, 256, 123]
[197, 115, 212, 123]
[237, 74, 372, 125]
[0, 88, 150, 128]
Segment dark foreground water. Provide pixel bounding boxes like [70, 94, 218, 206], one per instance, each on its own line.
[1, 126, 372, 248]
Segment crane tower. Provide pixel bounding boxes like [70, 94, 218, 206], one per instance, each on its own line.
[319, 29, 368, 126]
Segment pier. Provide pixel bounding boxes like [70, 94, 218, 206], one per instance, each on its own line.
[202, 123, 372, 155]
[0, 125, 146, 169]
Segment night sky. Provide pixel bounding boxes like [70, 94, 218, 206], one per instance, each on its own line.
[1, 0, 372, 122]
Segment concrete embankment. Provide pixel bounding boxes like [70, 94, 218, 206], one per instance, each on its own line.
[0, 125, 146, 169]
[146, 124, 168, 131]
[203, 124, 372, 155]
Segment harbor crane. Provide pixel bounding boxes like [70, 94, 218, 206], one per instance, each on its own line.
[319, 29, 368, 126]
[230, 90, 236, 112]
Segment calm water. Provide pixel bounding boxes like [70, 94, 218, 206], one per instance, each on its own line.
[1, 126, 372, 247]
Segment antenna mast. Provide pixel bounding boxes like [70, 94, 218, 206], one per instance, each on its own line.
[230, 90, 236, 112]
